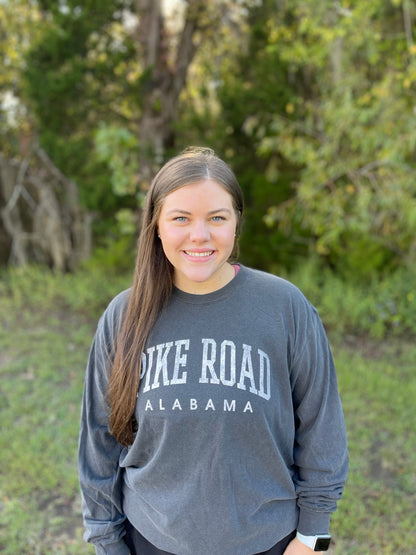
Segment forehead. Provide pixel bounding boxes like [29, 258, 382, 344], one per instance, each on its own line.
[161, 179, 234, 208]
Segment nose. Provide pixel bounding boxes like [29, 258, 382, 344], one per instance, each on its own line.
[190, 220, 210, 242]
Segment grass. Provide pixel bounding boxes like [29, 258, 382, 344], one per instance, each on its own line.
[0, 266, 130, 554]
[331, 339, 416, 554]
[0, 265, 415, 554]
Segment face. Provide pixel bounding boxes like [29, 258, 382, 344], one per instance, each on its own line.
[157, 179, 238, 294]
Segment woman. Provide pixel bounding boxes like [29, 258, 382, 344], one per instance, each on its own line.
[78, 147, 348, 555]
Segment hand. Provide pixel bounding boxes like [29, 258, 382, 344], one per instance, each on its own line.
[283, 537, 323, 554]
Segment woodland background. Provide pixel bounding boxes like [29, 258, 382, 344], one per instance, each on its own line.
[0, 1, 416, 553]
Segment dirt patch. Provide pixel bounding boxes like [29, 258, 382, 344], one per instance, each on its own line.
[338, 333, 413, 361]
[37, 493, 85, 550]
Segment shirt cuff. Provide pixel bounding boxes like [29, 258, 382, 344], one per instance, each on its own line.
[297, 509, 331, 535]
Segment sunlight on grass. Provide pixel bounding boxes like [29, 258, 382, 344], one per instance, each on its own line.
[331, 342, 416, 554]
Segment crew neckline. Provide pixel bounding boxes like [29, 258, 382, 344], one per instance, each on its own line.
[172, 264, 245, 304]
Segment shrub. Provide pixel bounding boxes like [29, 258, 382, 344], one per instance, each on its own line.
[284, 258, 416, 339]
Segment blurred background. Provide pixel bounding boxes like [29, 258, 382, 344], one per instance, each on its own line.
[0, 1, 415, 553]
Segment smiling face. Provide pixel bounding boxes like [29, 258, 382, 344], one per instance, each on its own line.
[157, 179, 238, 294]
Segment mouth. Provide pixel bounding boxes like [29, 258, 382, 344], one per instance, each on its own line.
[183, 250, 214, 258]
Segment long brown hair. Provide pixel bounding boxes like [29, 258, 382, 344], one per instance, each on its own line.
[109, 147, 244, 446]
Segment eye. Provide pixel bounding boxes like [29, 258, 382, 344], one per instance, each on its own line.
[174, 216, 188, 222]
[211, 215, 226, 222]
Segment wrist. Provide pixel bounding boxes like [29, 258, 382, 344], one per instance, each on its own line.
[296, 532, 331, 552]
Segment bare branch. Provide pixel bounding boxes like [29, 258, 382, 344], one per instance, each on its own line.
[0, 143, 91, 270]
[170, 1, 209, 105]
[403, 0, 413, 50]
[135, 0, 164, 69]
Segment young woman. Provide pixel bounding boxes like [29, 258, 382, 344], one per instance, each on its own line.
[78, 147, 348, 555]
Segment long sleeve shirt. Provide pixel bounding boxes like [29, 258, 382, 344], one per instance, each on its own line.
[78, 265, 348, 555]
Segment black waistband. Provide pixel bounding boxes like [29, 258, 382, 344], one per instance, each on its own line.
[124, 519, 296, 555]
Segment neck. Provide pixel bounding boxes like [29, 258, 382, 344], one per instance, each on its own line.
[174, 262, 236, 295]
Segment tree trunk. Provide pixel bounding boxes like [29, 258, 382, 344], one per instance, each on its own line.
[134, 0, 214, 188]
[0, 143, 92, 270]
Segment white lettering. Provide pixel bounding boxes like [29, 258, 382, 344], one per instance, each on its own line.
[237, 344, 258, 395]
[140, 353, 147, 380]
[220, 340, 236, 387]
[205, 398, 216, 411]
[171, 339, 189, 385]
[258, 349, 271, 400]
[142, 397, 254, 413]
[140, 338, 272, 402]
[142, 346, 155, 393]
[172, 398, 182, 410]
[152, 342, 173, 389]
[199, 339, 220, 384]
[224, 399, 236, 412]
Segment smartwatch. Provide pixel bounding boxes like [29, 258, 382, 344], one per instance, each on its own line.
[296, 531, 331, 551]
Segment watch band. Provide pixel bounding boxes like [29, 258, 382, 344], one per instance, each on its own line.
[296, 531, 331, 551]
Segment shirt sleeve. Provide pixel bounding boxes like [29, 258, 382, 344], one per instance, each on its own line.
[78, 303, 131, 555]
[290, 300, 349, 535]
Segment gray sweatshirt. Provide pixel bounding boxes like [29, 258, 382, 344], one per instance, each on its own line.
[78, 265, 348, 555]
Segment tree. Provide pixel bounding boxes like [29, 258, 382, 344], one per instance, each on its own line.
[18, 0, 232, 262]
[250, 0, 416, 280]
[1, 0, 234, 267]
[215, 0, 305, 271]
[0, 0, 90, 269]
[133, 0, 217, 187]
[24, 0, 137, 216]
[177, 0, 311, 271]
[0, 145, 91, 270]
[24, 0, 223, 197]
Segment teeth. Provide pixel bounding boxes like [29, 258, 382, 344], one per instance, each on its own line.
[185, 251, 213, 257]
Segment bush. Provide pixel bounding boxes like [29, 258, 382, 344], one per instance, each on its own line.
[283, 257, 416, 339]
[0, 263, 131, 319]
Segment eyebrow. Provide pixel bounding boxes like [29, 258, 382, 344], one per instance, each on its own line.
[165, 208, 233, 216]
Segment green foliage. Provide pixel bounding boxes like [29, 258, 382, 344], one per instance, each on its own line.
[22, 0, 139, 217]
[285, 257, 416, 339]
[0, 263, 131, 317]
[250, 0, 416, 280]
[0, 1, 43, 154]
[179, 0, 416, 279]
[95, 124, 143, 202]
[4, 0, 416, 284]
[178, 0, 309, 271]
[25, 1, 121, 133]
[83, 233, 136, 277]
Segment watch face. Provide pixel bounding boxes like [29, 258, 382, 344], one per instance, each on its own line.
[315, 537, 331, 551]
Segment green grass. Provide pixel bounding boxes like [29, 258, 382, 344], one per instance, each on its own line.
[0, 266, 130, 554]
[0, 266, 415, 554]
[331, 340, 416, 554]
